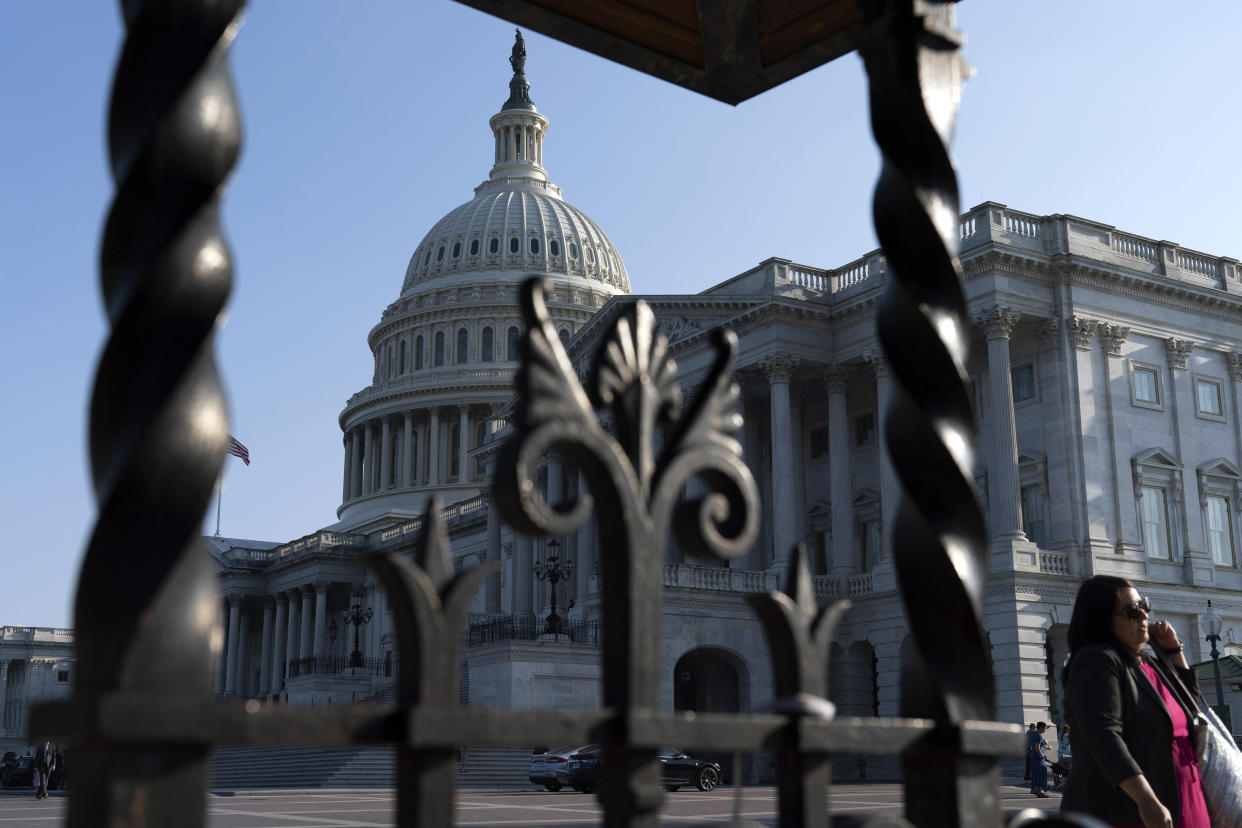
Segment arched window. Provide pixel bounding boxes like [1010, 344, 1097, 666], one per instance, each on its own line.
[507, 326, 520, 361]
[509, 237, 519, 254]
[436, 245, 445, 262]
[415, 335, 424, 370]
[452, 241, 461, 258]
[456, 328, 469, 364]
[409, 431, 418, 485]
[481, 326, 494, 362]
[530, 237, 540, 255]
[585, 246, 595, 264]
[558, 329, 570, 346]
[423, 248, 431, 266]
[549, 239, 560, 257]
[489, 237, 499, 254]
[568, 242, 578, 260]
[391, 434, 402, 487]
[399, 340, 407, 373]
[387, 344, 395, 376]
[469, 239, 479, 256]
[434, 331, 445, 367]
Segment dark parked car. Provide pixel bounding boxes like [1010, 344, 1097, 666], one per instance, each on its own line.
[566, 746, 722, 793]
[529, 745, 596, 791]
[1, 755, 34, 790]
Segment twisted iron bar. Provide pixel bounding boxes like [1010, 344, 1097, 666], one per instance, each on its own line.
[859, 0, 1002, 824]
[72, 1, 244, 824]
[495, 279, 759, 828]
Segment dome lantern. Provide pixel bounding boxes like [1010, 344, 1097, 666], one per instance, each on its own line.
[489, 30, 549, 183]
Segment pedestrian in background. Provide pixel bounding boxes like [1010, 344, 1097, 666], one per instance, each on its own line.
[1059, 575, 1208, 828]
[33, 742, 55, 800]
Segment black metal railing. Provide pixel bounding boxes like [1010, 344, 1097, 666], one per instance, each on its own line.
[27, 2, 1099, 827]
[468, 615, 599, 646]
[286, 655, 396, 678]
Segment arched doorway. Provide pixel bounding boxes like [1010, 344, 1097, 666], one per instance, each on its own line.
[673, 647, 748, 780]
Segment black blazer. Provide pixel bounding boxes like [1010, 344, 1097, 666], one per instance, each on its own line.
[1059, 642, 1200, 825]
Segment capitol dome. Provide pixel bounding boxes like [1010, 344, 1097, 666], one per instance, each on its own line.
[335, 30, 628, 530]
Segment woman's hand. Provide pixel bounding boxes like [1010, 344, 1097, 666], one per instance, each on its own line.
[1149, 620, 1180, 650]
[1137, 796, 1173, 828]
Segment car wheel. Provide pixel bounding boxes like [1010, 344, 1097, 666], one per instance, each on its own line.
[664, 785, 680, 792]
[581, 783, 598, 794]
[544, 783, 563, 792]
[696, 767, 719, 791]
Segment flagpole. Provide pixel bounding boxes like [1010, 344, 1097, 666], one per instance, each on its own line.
[214, 468, 223, 537]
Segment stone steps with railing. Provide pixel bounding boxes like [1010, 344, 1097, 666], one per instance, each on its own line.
[208, 745, 534, 790]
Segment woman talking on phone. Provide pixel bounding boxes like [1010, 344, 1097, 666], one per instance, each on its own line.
[1060, 575, 1209, 827]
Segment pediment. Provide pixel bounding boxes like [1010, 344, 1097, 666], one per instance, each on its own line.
[852, 488, 880, 506]
[806, 500, 832, 518]
[1018, 450, 1046, 467]
[1198, 458, 1242, 480]
[1132, 447, 1180, 470]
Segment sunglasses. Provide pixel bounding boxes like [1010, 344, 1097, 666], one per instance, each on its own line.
[1114, 597, 1151, 621]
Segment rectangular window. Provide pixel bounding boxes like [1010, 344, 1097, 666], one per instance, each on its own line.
[809, 425, 829, 459]
[858, 519, 880, 572]
[813, 530, 829, 575]
[1140, 486, 1171, 559]
[1196, 378, 1224, 418]
[1206, 495, 1234, 566]
[1021, 485, 1049, 548]
[853, 412, 876, 448]
[1133, 366, 1160, 405]
[57, 670, 69, 683]
[1011, 364, 1036, 402]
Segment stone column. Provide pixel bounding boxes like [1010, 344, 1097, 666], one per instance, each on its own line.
[237, 610, 251, 697]
[513, 535, 534, 616]
[1231, 354, 1242, 462]
[258, 598, 274, 696]
[976, 307, 1026, 545]
[299, 586, 314, 665]
[362, 422, 374, 495]
[458, 405, 472, 483]
[759, 355, 799, 568]
[224, 594, 241, 696]
[485, 494, 502, 613]
[350, 428, 363, 500]
[1100, 324, 1141, 554]
[313, 581, 329, 662]
[402, 411, 414, 487]
[865, 350, 901, 576]
[214, 602, 227, 695]
[429, 408, 441, 485]
[0, 660, 9, 735]
[824, 365, 856, 575]
[1167, 339, 1210, 580]
[576, 471, 594, 599]
[342, 433, 352, 502]
[271, 594, 288, 695]
[379, 416, 393, 491]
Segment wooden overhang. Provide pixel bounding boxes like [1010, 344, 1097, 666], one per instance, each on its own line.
[453, 0, 867, 105]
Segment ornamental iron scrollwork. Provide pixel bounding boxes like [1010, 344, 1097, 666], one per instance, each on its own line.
[494, 278, 760, 825]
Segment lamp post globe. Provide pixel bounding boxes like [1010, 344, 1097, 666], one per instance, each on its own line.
[341, 592, 374, 673]
[1199, 600, 1226, 710]
[533, 538, 573, 636]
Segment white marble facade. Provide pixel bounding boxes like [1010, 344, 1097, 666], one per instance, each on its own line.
[0, 627, 74, 753]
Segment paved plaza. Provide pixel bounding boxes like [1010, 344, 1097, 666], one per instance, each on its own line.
[0, 785, 1060, 826]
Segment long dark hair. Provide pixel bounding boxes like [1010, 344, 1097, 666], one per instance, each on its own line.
[1062, 574, 1136, 687]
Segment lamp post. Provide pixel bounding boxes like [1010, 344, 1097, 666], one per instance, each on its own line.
[533, 538, 573, 636]
[1200, 599, 1226, 710]
[341, 591, 374, 674]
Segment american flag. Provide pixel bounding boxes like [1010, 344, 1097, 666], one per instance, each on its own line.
[227, 436, 250, 466]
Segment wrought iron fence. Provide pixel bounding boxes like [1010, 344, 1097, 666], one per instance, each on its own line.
[287, 655, 396, 679]
[26, 1, 1108, 826]
[468, 615, 600, 646]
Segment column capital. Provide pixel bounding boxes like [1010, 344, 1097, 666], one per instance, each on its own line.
[1165, 338, 1193, 370]
[313, 580, 331, 594]
[227, 592, 243, 607]
[1099, 323, 1131, 356]
[1038, 317, 1061, 352]
[759, 354, 799, 383]
[822, 363, 853, 393]
[974, 306, 1020, 340]
[1229, 352, 1242, 382]
[274, 593, 288, 608]
[262, 596, 275, 610]
[458, 403, 470, 414]
[1069, 317, 1099, 351]
[862, 349, 890, 377]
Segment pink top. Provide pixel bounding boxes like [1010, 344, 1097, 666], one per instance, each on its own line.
[1116, 662, 1210, 828]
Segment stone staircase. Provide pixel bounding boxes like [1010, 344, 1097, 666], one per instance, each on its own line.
[209, 746, 532, 790]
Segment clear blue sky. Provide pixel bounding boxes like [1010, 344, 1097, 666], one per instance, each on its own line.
[2, 2, 1239, 629]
